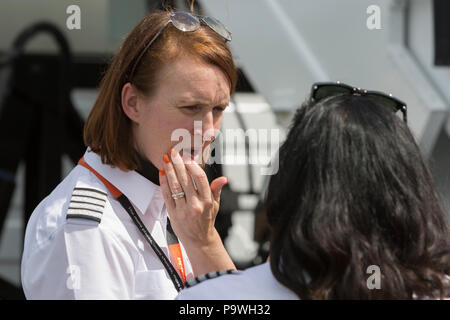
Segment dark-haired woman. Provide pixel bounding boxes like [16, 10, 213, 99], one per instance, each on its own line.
[177, 82, 450, 300]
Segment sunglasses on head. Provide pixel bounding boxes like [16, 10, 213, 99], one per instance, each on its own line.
[310, 81, 408, 123]
[129, 11, 232, 81]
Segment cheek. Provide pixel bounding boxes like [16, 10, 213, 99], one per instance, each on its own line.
[140, 105, 174, 139]
[137, 107, 198, 154]
[168, 120, 196, 148]
[210, 115, 223, 137]
[148, 113, 193, 149]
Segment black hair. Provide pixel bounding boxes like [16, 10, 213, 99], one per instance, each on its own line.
[266, 94, 450, 299]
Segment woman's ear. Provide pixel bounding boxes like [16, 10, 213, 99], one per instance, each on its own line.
[121, 82, 140, 123]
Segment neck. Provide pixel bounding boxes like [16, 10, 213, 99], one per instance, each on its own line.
[135, 151, 160, 186]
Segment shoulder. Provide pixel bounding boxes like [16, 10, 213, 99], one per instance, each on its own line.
[66, 184, 108, 224]
[177, 269, 240, 300]
[61, 165, 111, 226]
[59, 164, 111, 225]
[24, 166, 113, 247]
[23, 169, 135, 259]
[184, 269, 240, 289]
[176, 263, 299, 300]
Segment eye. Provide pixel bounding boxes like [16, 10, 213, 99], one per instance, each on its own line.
[182, 105, 200, 112]
[214, 106, 226, 112]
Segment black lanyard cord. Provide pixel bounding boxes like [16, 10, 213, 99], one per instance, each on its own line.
[116, 194, 184, 292]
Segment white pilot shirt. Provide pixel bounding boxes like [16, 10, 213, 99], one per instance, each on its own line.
[176, 262, 299, 300]
[21, 149, 194, 299]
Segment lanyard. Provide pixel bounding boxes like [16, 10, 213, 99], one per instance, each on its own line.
[78, 157, 185, 292]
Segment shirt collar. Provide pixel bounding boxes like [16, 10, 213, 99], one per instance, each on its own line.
[83, 149, 159, 215]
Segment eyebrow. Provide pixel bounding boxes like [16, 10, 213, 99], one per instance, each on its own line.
[177, 98, 229, 108]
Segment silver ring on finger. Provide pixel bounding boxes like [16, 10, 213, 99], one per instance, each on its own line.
[171, 191, 185, 200]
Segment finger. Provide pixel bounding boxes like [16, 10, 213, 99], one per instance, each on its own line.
[169, 148, 196, 199]
[184, 160, 211, 200]
[210, 176, 228, 203]
[180, 155, 199, 192]
[159, 169, 175, 211]
[162, 153, 186, 206]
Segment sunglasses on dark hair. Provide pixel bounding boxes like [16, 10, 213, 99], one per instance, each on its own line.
[310, 81, 408, 123]
[129, 11, 231, 81]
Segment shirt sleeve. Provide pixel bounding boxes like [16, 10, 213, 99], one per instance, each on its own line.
[22, 221, 136, 300]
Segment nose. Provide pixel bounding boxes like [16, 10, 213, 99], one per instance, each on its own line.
[201, 110, 217, 143]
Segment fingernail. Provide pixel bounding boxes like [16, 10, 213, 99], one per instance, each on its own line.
[225, 177, 228, 184]
[163, 154, 170, 163]
[159, 169, 165, 176]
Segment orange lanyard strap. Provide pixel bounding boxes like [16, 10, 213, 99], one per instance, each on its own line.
[78, 157, 186, 290]
[166, 221, 187, 283]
